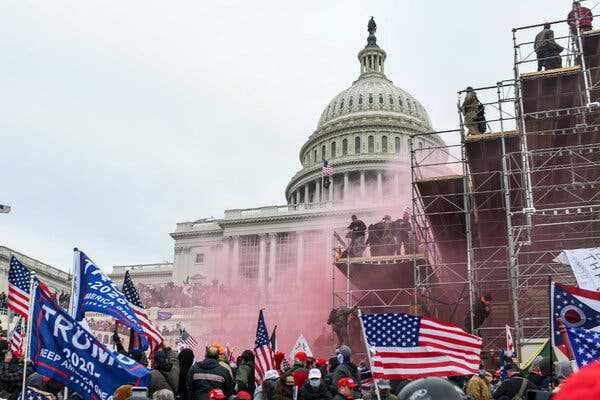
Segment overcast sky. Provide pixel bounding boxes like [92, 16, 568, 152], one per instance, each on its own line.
[1, 0, 572, 271]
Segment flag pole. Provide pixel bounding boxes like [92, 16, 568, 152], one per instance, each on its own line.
[63, 248, 80, 400]
[357, 309, 381, 400]
[20, 274, 38, 400]
[548, 277, 554, 389]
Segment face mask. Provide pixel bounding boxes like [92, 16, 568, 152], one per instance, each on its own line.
[309, 379, 321, 388]
[479, 369, 486, 377]
[337, 353, 344, 364]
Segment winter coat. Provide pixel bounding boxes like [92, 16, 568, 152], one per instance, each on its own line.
[149, 348, 180, 397]
[273, 381, 294, 400]
[235, 362, 255, 394]
[330, 363, 360, 388]
[492, 376, 537, 399]
[364, 392, 398, 400]
[186, 358, 235, 400]
[466, 375, 491, 400]
[177, 349, 195, 400]
[299, 381, 333, 400]
[0, 359, 24, 400]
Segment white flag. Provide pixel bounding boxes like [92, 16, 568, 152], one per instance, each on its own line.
[505, 325, 514, 357]
[555, 247, 600, 291]
[0, 204, 11, 213]
[289, 334, 313, 361]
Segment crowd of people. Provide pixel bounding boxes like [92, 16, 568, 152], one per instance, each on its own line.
[135, 282, 230, 308]
[4, 333, 598, 400]
[0, 292, 7, 312]
[339, 213, 413, 259]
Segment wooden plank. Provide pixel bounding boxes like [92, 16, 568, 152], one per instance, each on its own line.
[520, 66, 581, 80]
[335, 253, 427, 264]
[465, 130, 518, 142]
[416, 174, 463, 183]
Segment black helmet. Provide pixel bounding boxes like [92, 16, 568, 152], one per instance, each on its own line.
[398, 378, 466, 400]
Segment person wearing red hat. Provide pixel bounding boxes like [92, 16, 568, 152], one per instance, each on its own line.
[334, 377, 360, 400]
[290, 352, 309, 389]
[554, 360, 600, 400]
[208, 389, 225, 400]
[235, 391, 252, 400]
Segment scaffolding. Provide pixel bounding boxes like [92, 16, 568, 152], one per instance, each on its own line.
[410, 10, 600, 358]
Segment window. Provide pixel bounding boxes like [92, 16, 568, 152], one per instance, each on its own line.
[275, 233, 297, 283]
[313, 149, 318, 163]
[368, 135, 374, 153]
[340, 99, 344, 111]
[342, 138, 348, 155]
[321, 145, 326, 159]
[239, 236, 259, 280]
[331, 102, 337, 116]
[382, 136, 388, 153]
[408, 100, 413, 113]
[359, 95, 363, 105]
[419, 141, 423, 150]
[379, 94, 384, 104]
[368, 94, 373, 104]
[355, 136, 361, 154]
[398, 96, 403, 108]
[349, 97, 353, 108]
[195, 253, 205, 264]
[331, 142, 337, 158]
[395, 137, 401, 154]
[389, 95, 394, 105]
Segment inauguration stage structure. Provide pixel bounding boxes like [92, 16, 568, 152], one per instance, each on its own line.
[332, 14, 600, 360]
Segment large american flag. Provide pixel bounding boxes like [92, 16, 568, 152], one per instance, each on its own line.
[322, 160, 334, 176]
[9, 318, 23, 357]
[254, 309, 275, 384]
[565, 325, 600, 368]
[122, 270, 163, 351]
[360, 312, 482, 379]
[8, 256, 52, 318]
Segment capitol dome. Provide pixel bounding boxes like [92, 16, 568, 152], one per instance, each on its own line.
[285, 18, 444, 207]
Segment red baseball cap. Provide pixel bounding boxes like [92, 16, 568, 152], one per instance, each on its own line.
[315, 358, 328, 367]
[236, 391, 252, 400]
[209, 389, 225, 400]
[338, 377, 358, 388]
[295, 351, 308, 362]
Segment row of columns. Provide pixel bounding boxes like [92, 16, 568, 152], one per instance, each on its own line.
[292, 170, 396, 205]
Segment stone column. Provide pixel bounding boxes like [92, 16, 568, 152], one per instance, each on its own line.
[296, 232, 304, 286]
[304, 183, 310, 204]
[329, 175, 334, 202]
[360, 171, 366, 198]
[315, 180, 321, 203]
[394, 173, 400, 197]
[377, 171, 383, 198]
[230, 236, 240, 287]
[343, 173, 349, 202]
[295, 190, 300, 205]
[258, 234, 267, 287]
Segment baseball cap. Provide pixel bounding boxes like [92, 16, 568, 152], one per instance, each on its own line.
[264, 369, 280, 381]
[208, 389, 225, 400]
[377, 379, 391, 389]
[338, 377, 358, 388]
[295, 351, 308, 362]
[236, 391, 252, 400]
[309, 369, 322, 379]
[315, 358, 328, 367]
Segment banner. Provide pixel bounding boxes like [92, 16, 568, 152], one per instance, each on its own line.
[157, 311, 173, 321]
[29, 285, 150, 400]
[289, 334, 312, 361]
[72, 250, 147, 350]
[555, 247, 600, 291]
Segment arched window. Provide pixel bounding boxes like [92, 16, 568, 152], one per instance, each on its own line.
[379, 94, 384, 104]
[331, 141, 337, 158]
[342, 138, 348, 155]
[418, 141, 423, 150]
[359, 95, 363, 105]
[368, 135, 374, 153]
[382, 136, 388, 153]
[389, 95, 394, 105]
[408, 100, 413, 113]
[331, 102, 337, 116]
[349, 96, 353, 108]
[340, 99, 344, 111]
[395, 137, 401, 154]
[368, 94, 373, 104]
[321, 145, 326, 159]
[355, 136, 361, 154]
[398, 96, 403, 108]
[313, 149, 318, 162]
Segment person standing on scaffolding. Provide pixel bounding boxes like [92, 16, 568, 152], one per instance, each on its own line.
[568, 1, 593, 34]
[461, 87, 484, 136]
[535, 23, 564, 71]
[380, 215, 396, 256]
[345, 214, 366, 257]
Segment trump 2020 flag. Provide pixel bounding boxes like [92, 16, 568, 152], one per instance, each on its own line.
[72, 249, 148, 351]
[551, 282, 600, 350]
[360, 312, 482, 379]
[29, 284, 150, 400]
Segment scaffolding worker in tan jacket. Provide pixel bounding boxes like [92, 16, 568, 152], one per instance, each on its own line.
[461, 87, 482, 135]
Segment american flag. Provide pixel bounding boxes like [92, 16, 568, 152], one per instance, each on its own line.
[505, 325, 514, 357]
[8, 257, 52, 318]
[565, 326, 600, 368]
[322, 160, 334, 176]
[9, 318, 23, 357]
[121, 270, 163, 352]
[254, 310, 275, 384]
[360, 312, 482, 379]
[180, 328, 199, 349]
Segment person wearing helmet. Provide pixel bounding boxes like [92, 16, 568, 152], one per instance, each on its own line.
[398, 377, 467, 400]
[333, 377, 360, 400]
[187, 346, 234, 400]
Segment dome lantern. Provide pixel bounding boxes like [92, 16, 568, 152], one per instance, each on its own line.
[358, 17, 387, 78]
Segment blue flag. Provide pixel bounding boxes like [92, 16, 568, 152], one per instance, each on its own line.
[29, 284, 150, 400]
[565, 326, 600, 368]
[551, 282, 600, 349]
[72, 250, 148, 351]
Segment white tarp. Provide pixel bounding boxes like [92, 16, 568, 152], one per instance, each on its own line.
[555, 247, 600, 291]
[289, 334, 313, 361]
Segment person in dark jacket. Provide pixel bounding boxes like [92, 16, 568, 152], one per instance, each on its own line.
[534, 23, 563, 71]
[187, 346, 234, 400]
[300, 369, 333, 400]
[177, 349, 195, 400]
[274, 373, 295, 400]
[235, 350, 255, 395]
[492, 373, 537, 400]
[332, 377, 360, 400]
[0, 351, 25, 400]
[331, 346, 360, 388]
[149, 346, 180, 398]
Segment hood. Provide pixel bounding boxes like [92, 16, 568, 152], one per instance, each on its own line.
[198, 358, 222, 370]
